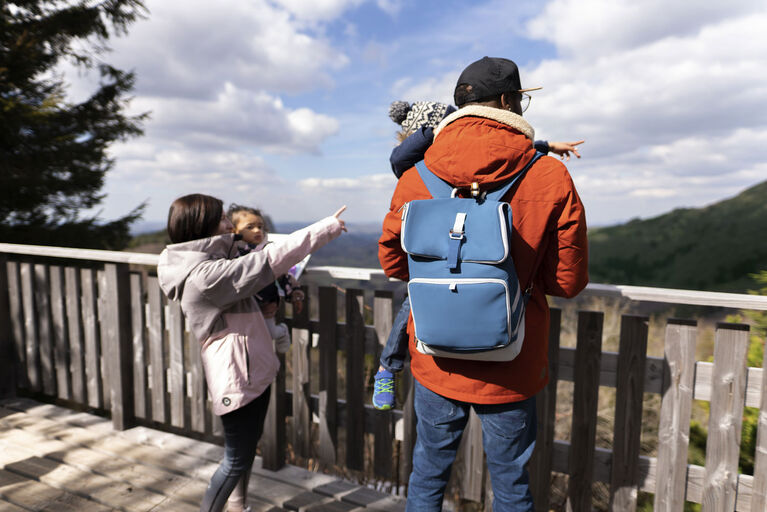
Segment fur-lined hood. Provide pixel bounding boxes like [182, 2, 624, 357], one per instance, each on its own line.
[433, 105, 535, 140]
[424, 105, 538, 189]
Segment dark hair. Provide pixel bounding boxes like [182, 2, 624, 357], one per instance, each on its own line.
[167, 194, 224, 244]
[227, 203, 263, 228]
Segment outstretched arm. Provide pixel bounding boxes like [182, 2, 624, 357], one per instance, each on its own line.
[547, 140, 585, 161]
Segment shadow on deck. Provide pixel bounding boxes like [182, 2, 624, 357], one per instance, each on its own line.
[0, 398, 406, 512]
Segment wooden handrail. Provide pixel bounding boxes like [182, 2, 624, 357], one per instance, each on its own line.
[2, 242, 767, 310]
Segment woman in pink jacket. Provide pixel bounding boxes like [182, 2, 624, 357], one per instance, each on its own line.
[158, 194, 346, 512]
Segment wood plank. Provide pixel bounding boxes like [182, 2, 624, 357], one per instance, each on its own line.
[20, 262, 41, 391]
[97, 269, 111, 411]
[130, 273, 149, 419]
[49, 265, 72, 401]
[344, 289, 365, 471]
[187, 329, 205, 434]
[558, 347, 665, 394]
[262, 351, 287, 471]
[372, 291, 394, 480]
[65, 266, 86, 404]
[317, 286, 338, 466]
[103, 263, 135, 430]
[292, 326, 312, 458]
[752, 332, 767, 511]
[530, 308, 561, 512]
[167, 299, 186, 429]
[291, 290, 312, 459]
[694, 362, 763, 408]
[6, 261, 27, 390]
[147, 277, 168, 424]
[566, 311, 603, 512]
[654, 318, 697, 512]
[81, 267, 103, 409]
[33, 264, 56, 395]
[457, 408, 483, 502]
[702, 322, 749, 511]
[609, 315, 648, 511]
[0, 256, 16, 398]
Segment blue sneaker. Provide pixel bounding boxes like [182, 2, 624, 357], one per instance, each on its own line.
[372, 369, 395, 410]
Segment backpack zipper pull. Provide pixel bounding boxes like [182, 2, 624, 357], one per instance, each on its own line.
[471, 182, 479, 198]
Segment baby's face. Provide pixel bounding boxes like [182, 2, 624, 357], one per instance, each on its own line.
[234, 212, 266, 246]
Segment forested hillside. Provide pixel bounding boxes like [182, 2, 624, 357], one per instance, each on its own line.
[588, 180, 767, 292]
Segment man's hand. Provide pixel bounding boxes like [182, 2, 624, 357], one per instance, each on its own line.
[548, 140, 585, 161]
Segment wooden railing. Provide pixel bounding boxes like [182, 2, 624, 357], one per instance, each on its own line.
[1, 242, 767, 511]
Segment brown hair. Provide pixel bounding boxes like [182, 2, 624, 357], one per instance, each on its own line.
[167, 194, 224, 244]
[227, 203, 264, 230]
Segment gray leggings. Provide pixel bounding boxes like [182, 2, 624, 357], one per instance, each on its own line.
[199, 388, 271, 512]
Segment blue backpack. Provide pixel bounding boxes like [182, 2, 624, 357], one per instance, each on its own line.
[400, 153, 543, 361]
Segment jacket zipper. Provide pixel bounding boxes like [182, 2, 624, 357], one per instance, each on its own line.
[244, 338, 251, 384]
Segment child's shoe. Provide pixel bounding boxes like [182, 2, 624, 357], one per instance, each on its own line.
[372, 369, 395, 410]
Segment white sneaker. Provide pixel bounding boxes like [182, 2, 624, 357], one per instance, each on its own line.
[273, 323, 291, 353]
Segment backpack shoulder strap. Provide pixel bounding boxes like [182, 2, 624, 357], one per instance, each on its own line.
[485, 151, 545, 202]
[414, 160, 454, 198]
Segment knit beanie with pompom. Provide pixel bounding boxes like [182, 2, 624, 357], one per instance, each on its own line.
[388, 101, 455, 135]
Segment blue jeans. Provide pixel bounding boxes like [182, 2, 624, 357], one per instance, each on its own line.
[406, 381, 536, 512]
[380, 296, 410, 373]
[200, 387, 271, 512]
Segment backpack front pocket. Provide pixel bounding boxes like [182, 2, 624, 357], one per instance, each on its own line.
[408, 278, 517, 352]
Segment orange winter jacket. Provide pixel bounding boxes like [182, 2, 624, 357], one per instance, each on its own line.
[378, 105, 589, 404]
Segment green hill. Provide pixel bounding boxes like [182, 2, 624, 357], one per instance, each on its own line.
[588, 180, 767, 292]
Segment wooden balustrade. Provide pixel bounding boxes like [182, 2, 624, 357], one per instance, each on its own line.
[1, 243, 767, 511]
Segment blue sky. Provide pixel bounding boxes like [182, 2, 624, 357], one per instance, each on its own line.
[67, 0, 767, 230]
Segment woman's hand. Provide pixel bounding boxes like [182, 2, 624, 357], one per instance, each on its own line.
[548, 140, 585, 161]
[333, 205, 347, 232]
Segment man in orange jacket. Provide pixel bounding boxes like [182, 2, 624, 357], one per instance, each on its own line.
[378, 56, 589, 511]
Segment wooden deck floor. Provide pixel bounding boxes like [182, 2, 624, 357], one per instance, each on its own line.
[0, 398, 406, 512]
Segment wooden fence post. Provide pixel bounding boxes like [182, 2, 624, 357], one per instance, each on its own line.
[373, 290, 394, 480]
[50, 265, 72, 401]
[702, 323, 749, 512]
[567, 311, 603, 511]
[103, 262, 135, 430]
[609, 315, 649, 511]
[262, 351, 287, 470]
[530, 308, 562, 511]
[655, 318, 697, 511]
[291, 290, 312, 459]
[317, 286, 338, 466]
[345, 288, 365, 471]
[751, 329, 767, 511]
[0, 256, 17, 398]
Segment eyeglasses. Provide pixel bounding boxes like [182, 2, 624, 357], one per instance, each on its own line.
[519, 92, 531, 113]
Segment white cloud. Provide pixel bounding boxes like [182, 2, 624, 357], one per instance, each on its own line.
[527, 0, 764, 58]
[269, 0, 364, 22]
[376, 0, 405, 17]
[133, 83, 339, 154]
[517, 1, 767, 224]
[111, 0, 349, 98]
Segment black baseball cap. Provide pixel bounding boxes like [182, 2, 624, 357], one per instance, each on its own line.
[454, 56, 542, 106]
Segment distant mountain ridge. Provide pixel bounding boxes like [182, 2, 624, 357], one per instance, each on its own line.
[588, 179, 767, 293]
[127, 182, 767, 293]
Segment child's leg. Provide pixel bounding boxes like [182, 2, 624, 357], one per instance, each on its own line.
[379, 296, 410, 373]
[262, 301, 291, 353]
[373, 297, 410, 410]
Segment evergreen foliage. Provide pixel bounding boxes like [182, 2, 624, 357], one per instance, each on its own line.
[0, 0, 148, 249]
[588, 180, 767, 292]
